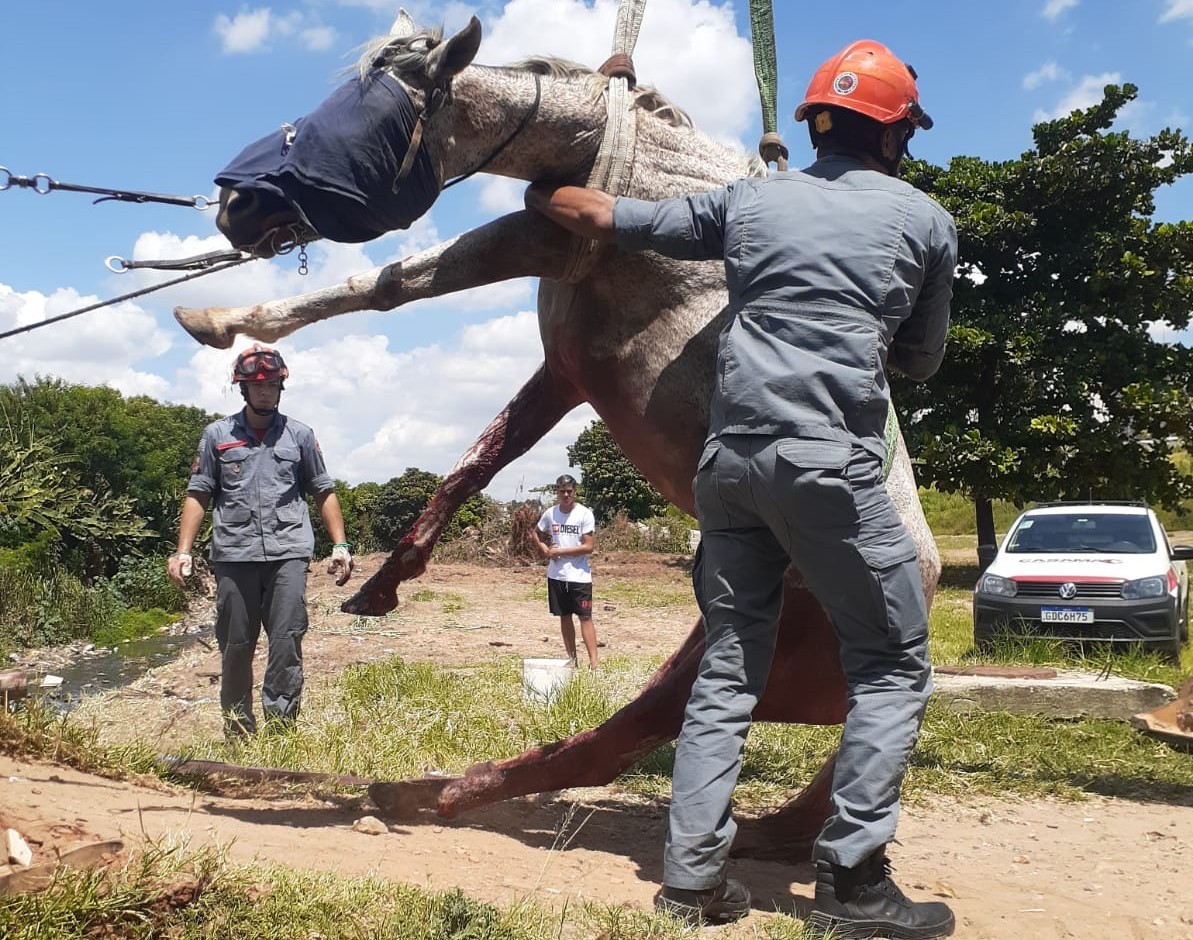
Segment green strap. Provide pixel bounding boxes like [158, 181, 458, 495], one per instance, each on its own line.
[749, 0, 779, 135]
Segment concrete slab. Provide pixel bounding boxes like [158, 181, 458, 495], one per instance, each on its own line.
[932, 668, 1175, 721]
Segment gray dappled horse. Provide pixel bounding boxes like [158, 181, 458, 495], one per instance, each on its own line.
[174, 10, 941, 859]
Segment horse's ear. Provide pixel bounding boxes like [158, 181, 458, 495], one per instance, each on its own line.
[390, 8, 416, 38]
[426, 15, 482, 83]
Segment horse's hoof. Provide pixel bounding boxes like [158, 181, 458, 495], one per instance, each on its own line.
[173, 307, 235, 349]
[369, 778, 452, 820]
[341, 588, 399, 616]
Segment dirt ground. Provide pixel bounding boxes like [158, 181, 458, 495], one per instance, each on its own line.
[4, 551, 1193, 938]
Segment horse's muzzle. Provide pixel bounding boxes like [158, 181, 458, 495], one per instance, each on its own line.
[216, 187, 303, 256]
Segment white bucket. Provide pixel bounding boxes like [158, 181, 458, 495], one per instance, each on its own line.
[522, 658, 575, 704]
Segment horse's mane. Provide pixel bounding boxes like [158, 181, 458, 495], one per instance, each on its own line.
[509, 56, 694, 129]
[353, 28, 694, 130]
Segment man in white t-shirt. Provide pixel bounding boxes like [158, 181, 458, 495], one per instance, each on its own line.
[536, 474, 599, 668]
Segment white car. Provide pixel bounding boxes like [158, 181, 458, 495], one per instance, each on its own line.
[973, 502, 1193, 658]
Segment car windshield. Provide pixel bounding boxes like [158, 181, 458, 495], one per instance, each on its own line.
[1007, 512, 1157, 554]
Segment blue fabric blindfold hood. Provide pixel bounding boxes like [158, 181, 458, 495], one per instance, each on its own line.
[215, 71, 440, 243]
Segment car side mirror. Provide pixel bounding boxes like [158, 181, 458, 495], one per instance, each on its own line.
[1171, 545, 1193, 561]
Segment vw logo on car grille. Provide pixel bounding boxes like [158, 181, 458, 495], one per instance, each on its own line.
[1058, 582, 1078, 599]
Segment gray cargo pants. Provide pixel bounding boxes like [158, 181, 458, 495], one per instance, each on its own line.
[213, 558, 310, 734]
[664, 433, 933, 889]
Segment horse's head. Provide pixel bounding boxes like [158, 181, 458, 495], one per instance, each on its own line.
[215, 9, 482, 257]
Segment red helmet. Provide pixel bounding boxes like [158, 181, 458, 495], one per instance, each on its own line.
[232, 344, 289, 384]
[795, 40, 933, 130]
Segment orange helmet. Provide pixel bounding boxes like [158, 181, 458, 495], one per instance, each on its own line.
[795, 40, 933, 130]
[232, 343, 289, 384]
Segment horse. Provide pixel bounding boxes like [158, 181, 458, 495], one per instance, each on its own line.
[174, 9, 941, 861]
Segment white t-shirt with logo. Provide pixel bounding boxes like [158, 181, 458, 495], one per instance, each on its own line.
[538, 503, 595, 583]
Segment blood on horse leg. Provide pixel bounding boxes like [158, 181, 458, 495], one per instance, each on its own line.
[343, 364, 580, 615]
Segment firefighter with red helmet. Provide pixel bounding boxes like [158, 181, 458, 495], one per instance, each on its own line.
[168, 344, 354, 736]
[526, 40, 957, 939]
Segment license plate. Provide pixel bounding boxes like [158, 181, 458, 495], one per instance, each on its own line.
[1041, 607, 1094, 624]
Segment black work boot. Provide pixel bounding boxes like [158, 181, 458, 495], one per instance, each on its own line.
[655, 878, 751, 927]
[807, 849, 955, 939]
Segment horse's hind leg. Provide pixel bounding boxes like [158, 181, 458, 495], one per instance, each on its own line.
[342, 363, 582, 615]
[371, 587, 848, 865]
[368, 622, 706, 817]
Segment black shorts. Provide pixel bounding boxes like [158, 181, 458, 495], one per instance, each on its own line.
[547, 578, 593, 618]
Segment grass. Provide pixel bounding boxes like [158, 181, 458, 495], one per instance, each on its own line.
[0, 837, 574, 940]
[7, 547, 1193, 938]
[407, 589, 468, 613]
[527, 580, 695, 609]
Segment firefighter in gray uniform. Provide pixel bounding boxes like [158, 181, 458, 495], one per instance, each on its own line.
[168, 345, 354, 735]
[526, 40, 958, 940]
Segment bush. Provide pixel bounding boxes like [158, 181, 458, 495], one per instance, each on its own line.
[0, 563, 123, 650]
[103, 555, 187, 612]
[598, 512, 694, 553]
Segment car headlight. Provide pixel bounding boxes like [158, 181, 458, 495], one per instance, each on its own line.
[1121, 576, 1167, 599]
[979, 574, 1017, 597]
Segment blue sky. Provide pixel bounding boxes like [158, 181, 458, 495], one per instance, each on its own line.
[2, 0, 1192, 500]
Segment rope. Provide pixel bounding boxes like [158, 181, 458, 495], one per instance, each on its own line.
[0, 166, 212, 209]
[0, 256, 253, 342]
[748, 0, 788, 170]
[560, 0, 646, 282]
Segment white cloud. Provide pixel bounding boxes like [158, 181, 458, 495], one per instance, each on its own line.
[0, 285, 175, 398]
[170, 312, 596, 499]
[477, 177, 527, 215]
[301, 26, 338, 51]
[480, 0, 756, 143]
[1022, 61, 1068, 90]
[213, 7, 335, 54]
[1041, 0, 1079, 20]
[214, 9, 274, 54]
[1034, 71, 1122, 120]
[1160, 0, 1193, 23]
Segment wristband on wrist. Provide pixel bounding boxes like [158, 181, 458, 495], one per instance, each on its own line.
[332, 542, 351, 550]
[173, 551, 193, 558]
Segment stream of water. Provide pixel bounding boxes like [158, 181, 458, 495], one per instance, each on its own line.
[20, 630, 204, 714]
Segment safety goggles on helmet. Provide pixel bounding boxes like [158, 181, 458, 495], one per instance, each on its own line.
[232, 343, 289, 384]
[795, 40, 933, 130]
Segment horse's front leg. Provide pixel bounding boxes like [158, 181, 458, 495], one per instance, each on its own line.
[173, 211, 568, 348]
[343, 363, 582, 615]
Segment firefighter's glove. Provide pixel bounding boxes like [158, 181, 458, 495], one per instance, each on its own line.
[168, 552, 193, 589]
[328, 543, 355, 586]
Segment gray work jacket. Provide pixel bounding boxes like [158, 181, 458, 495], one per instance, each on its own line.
[186, 410, 334, 563]
[613, 154, 957, 458]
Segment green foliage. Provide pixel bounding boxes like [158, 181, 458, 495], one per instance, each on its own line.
[0, 377, 216, 546]
[567, 420, 668, 523]
[0, 422, 151, 574]
[898, 84, 1193, 520]
[103, 554, 187, 613]
[91, 607, 178, 648]
[0, 563, 124, 649]
[309, 479, 360, 557]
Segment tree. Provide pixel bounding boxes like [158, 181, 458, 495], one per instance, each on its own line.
[896, 84, 1193, 550]
[567, 420, 667, 523]
[0, 377, 216, 544]
[0, 423, 151, 575]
